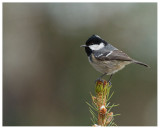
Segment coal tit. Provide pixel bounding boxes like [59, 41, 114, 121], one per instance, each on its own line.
[81, 35, 149, 82]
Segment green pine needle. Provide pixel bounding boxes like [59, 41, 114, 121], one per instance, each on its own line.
[106, 104, 119, 108]
[89, 107, 97, 120]
[107, 91, 114, 102]
[90, 117, 95, 125]
[102, 91, 104, 104]
[86, 101, 98, 111]
[106, 104, 115, 114]
[107, 117, 114, 126]
[106, 85, 112, 100]
[112, 114, 121, 117]
[105, 102, 110, 108]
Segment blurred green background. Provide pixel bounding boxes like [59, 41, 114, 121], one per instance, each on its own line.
[3, 3, 157, 126]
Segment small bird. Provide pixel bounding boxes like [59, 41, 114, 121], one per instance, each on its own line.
[81, 35, 149, 83]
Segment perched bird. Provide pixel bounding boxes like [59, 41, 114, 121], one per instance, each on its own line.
[81, 35, 149, 83]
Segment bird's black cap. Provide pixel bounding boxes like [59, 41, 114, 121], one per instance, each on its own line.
[86, 35, 108, 46]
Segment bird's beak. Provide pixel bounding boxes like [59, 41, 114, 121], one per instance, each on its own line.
[80, 45, 87, 47]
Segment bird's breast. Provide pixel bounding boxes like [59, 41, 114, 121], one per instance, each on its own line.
[88, 54, 131, 75]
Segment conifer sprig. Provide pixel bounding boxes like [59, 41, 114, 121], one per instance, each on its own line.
[87, 79, 120, 126]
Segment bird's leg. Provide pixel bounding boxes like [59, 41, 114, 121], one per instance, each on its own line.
[107, 74, 113, 86]
[95, 73, 107, 83]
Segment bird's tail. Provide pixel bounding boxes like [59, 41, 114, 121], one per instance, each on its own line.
[133, 60, 150, 68]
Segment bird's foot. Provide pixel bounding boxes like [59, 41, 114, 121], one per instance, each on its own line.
[95, 78, 104, 84]
[108, 80, 112, 87]
[95, 73, 107, 84]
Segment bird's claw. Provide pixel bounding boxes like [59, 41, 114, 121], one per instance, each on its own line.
[108, 80, 112, 87]
[95, 78, 104, 84]
[95, 74, 112, 86]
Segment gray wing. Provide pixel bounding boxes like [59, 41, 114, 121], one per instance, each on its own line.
[94, 49, 133, 61]
[93, 43, 117, 58]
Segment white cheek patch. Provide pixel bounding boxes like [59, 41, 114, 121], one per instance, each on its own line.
[89, 43, 104, 50]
